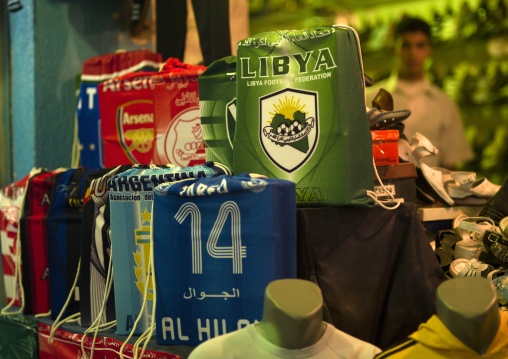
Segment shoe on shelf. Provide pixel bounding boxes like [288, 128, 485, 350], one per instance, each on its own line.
[368, 108, 411, 130]
[364, 74, 374, 88]
[447, 174, 501, 199]
[420, 164, 455, 206]
[410, 132, 439, 161]
[398, 138, 419, 166]
[468, 178, 500, 198]
[500, 217, 508, 239]
[436, 229, 461, 256]
[399, 133, 453, 205]
[454, 240, 483, 260]
[435, 247, 454, 267]
[449, 258, 495, 278]
[450, 171, 477, 185]
[493, 275, 508, 305]
[479, 177, 508, 224]
[488, 268, 508, 305]
[371, 88, 393, 111]
[455, 216, 496, 244]
[398, 132, 439, 167]
[452, 215, 494, 259]
[452, 214, 471, 241]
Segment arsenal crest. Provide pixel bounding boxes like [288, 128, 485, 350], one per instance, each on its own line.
[116, 99, 155, 164]
[260, 88, 318, 172]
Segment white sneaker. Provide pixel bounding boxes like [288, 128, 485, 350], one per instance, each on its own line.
[449, 258, 494, 278]
[410, 132, 439, 160]
[454, 240, 483, 260]
[450, 171, 477, 185]
[421, 164, 455, 206]
[500, 217, 508, 238]
[456, 216, 497, 245]
[447, 174, 500, 199]
[398, 132, 439, 167]
[398, 138, 419, 166]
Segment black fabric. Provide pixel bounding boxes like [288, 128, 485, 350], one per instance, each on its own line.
[79, 165, 132, 327]
[79, 195, 96, 327]
[19, 174, 36, 315]
[65, 167, 91, 316]
[296, 203, 446, 350]
[479, 176, 508, 224]
[79, 166, 115, 327]
[156, 0, 231, 66]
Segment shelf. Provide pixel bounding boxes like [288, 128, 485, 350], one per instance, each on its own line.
[417, 204, 482, 222]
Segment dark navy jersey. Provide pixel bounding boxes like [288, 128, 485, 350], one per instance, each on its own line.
[47, 168, 93, 320]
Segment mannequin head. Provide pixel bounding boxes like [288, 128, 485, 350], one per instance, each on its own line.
[256, 279, 326, 349]
[436, 277, 500, 354]
[393, 17, 432, 81]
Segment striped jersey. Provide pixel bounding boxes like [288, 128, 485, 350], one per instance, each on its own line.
[79, 165, 132, 327]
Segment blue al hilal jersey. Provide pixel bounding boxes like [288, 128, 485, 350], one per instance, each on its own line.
[108, 162, 231, 335]
[152, 174, 297, 346]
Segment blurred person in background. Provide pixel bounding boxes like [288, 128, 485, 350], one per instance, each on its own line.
[366, 17, 473, 170]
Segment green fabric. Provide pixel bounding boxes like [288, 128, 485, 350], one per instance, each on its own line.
[198, 55, 237, 170]
[233, 26, 374, 207]
[0, 314, 38, 359]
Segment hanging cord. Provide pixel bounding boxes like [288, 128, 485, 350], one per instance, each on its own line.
[133, 327, 152, 359]
[367, 157, 401, 210]
[1, 168, 41, 315]
[47, 311, 81, 344]
[48, 257, 82, 344]
[120, 202, 157, 359]
[133, 212, 157, 359]
[80, 247, 116, 359]
[81, 321, 117, 359]
[34, 310, 51, 318]
[119, 253, 153, 359]
[1, 229, 25, 315]
[71, 111, 81, 168]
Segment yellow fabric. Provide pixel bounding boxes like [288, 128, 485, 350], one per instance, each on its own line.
[375, 311, 508, 358]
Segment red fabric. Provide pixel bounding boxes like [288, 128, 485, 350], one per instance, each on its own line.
[82, 49, 162, 76]
[99, 72, 158, 166]
[0, 173, 31, 307]
[151, 58, 207, 166]
[23, 171, 60, 314]
[38, 323, 180, 359]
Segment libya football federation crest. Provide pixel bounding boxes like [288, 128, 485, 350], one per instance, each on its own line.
[260, 88, 318, 173]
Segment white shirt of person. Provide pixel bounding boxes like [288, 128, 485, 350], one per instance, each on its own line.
[188, 322, 381, 359]
[365, 73, 474, 169]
